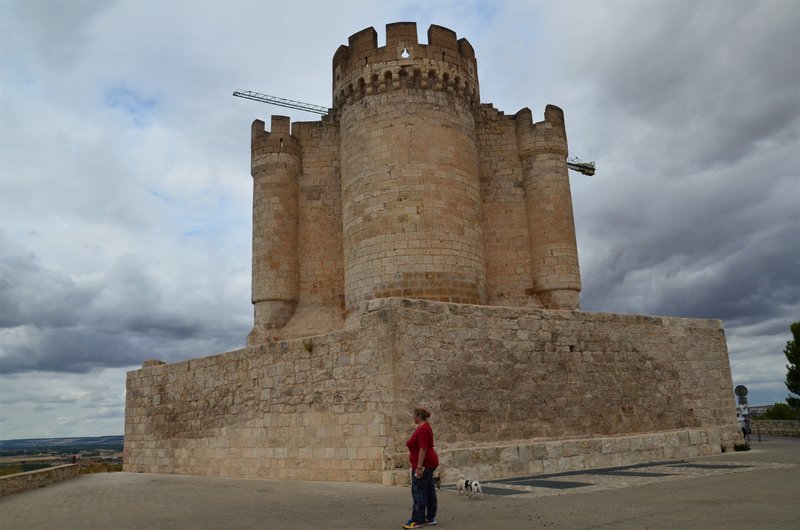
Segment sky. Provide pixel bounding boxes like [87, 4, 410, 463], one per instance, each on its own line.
[0, 0, 798, 439]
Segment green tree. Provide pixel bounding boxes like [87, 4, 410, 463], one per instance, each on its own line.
[763, 403, 799, 420]
[785, 321, 800, 409]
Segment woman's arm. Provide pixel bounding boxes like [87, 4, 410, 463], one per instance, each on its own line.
[416, 447, 427, 477]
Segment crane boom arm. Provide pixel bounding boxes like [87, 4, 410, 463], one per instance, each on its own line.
[567, 159, 595, 176]
[232, 90, 329, 115]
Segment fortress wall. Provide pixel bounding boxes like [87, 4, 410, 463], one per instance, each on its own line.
[371, 299, 738, 448]
[125, 309, 399, 482]
[279, 117, 346, 337]
[475, 105, 538, 308]
[125, 298, 741, 484]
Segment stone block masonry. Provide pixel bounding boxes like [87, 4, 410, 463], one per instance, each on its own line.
[125, 298, 741, 484]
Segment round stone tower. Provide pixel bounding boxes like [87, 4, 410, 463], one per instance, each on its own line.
[247, 116, 300, 344]
[333, 23, 487, 317]
[515, 106, 581, 309]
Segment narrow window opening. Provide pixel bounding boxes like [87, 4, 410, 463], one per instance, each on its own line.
[401, 47, 410, 59]
[569, 345, 575, 353]
[280, 138, 284, 147]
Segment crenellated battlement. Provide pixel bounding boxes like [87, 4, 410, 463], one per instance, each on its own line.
[251, 116, 301, 162]
[332, 22, 480, 110]
[514, 105, 568, 159]
[251, 117, 302, 179]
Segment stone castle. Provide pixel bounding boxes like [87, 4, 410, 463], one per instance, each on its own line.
[124, 23, 741, 484]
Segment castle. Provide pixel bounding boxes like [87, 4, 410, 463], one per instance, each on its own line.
[124, 23, 741, 484]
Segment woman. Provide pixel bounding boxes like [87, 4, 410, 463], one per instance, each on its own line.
[403, 406, 439, 529]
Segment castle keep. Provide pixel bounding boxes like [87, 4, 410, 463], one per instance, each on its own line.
[124, 23, 741, 484]
[248, 23, 580, 343]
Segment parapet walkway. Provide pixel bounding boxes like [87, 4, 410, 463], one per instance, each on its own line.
[1, 436, 797, 529]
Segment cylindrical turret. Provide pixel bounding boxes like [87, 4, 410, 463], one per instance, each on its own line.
[247, 116, 300, 343]
[334, 23, 486, 317]
[515, 105, 581, 309]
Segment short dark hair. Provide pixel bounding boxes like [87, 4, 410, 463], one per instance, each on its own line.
[413, 407, 431, 421]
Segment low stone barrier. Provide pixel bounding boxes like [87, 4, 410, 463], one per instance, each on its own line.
[752, 420, 800, 437]
[0, 464, 80, 497]
[384, 427, 734, 486]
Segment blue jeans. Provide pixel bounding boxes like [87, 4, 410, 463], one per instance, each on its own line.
[410, 467, 437, 524]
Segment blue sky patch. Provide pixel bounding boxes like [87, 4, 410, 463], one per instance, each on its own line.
[104, 86, 159, 127]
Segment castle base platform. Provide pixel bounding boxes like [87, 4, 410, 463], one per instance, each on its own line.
[124, 298, 741, 484]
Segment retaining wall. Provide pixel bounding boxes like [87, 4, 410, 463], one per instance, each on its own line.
[0, 464, 79, 497]
[752, 420, 800, 437]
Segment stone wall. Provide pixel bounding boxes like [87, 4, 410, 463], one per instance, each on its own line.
[125, 298, 741, 484]
[752, 420, 800, 437]
[475, 105, 537, 308]
[0, 464, 79, 497]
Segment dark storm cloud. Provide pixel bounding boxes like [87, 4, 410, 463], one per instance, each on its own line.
[0, 232, 249, 375]
[0, 237, 97, 329]
[559, 2, 800, 342]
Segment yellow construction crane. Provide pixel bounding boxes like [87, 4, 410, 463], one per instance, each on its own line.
[233, 89, 595, 176]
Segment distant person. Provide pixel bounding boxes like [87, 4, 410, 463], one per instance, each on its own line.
[403, 406, 439, 529]
[737, 412, 748, 439]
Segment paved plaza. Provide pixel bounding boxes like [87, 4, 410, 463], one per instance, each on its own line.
[1, 436, 798, 529]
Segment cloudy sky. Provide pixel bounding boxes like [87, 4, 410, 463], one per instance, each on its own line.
[1, 0, 798, 439]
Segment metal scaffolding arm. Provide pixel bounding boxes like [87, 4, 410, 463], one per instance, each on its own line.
[232, 90, 329, 115]
[567, 156, 596, 176]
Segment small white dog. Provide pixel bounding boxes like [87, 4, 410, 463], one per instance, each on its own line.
[456, 475, 483, 497]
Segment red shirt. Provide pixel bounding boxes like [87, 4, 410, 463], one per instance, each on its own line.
[407, 422, 439, 470]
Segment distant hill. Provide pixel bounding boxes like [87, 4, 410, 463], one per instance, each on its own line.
[0, 435, 124, 452]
